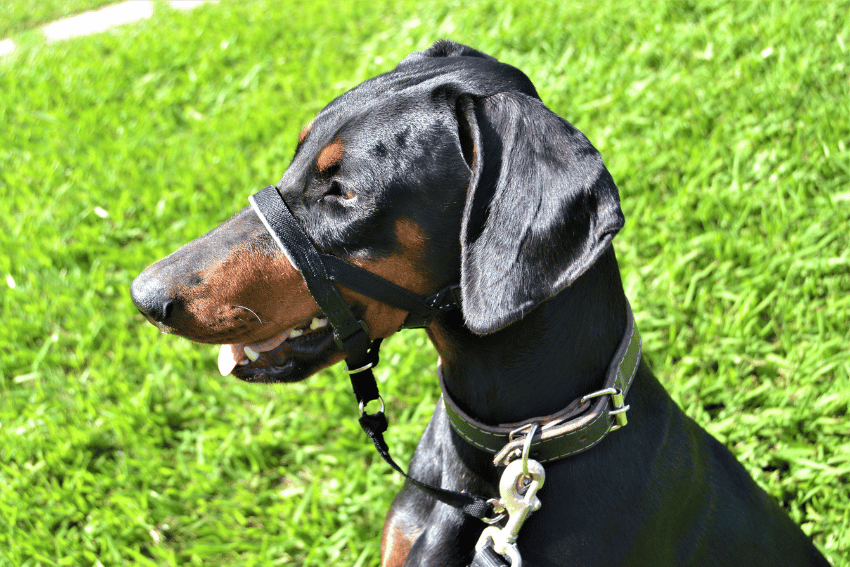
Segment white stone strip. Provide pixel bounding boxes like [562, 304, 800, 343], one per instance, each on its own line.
[2, 0, 215, 57]
[0, 38, 15, 56]
[42, 1, 155, 42]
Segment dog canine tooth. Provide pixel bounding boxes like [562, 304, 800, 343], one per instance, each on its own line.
[289, 329, 305, 339]
[310, 317, 328, 330]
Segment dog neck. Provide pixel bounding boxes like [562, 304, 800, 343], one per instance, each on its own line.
[428, 246, 628, 425]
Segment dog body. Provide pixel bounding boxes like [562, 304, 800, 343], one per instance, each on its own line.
[131, 42, 828, 566]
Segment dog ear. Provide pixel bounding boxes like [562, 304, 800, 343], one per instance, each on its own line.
[401, 40, 497, 64]
[455, 93, 624, 335]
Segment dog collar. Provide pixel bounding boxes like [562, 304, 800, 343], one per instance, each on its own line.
[441, 301, 642, 465]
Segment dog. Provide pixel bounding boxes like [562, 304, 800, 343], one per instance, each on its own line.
[131, 41, 829, 566]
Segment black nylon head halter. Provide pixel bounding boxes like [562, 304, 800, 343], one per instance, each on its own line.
[248, 185, 461, 369]
[248, 185, 494, 521]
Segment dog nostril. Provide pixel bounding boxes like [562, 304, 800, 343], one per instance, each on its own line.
[131, 274, 181, 324]
[162, 300, 175, 322]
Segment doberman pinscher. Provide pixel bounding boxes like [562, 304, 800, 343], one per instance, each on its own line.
[131, 41, 829, 566]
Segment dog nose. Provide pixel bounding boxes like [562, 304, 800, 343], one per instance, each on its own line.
[131, 272, 179, 324]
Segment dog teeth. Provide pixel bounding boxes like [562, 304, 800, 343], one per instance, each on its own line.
[285, 318, 329, 341]
[218, 344, 239, 376]
[244, 346, 260, 361]
[239, 359, 250, 366]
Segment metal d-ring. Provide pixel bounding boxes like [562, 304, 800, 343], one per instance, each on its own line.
[481, 498, 507, 525]
[346, 360, 375, 374]
[358, 396, 385, 416]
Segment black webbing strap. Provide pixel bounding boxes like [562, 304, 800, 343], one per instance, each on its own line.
[347, 339, 382, 406]
[249, 184, 492, 521]
[319, 255, 461, 329]
[357, 404, 493, 519]
[249, 186, 372, 365]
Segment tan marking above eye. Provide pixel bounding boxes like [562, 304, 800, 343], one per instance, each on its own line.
[298, 119, 315, 144]
[317, 140, 344, 173]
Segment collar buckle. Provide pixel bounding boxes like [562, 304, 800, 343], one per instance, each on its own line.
[580, 386, 629, 430]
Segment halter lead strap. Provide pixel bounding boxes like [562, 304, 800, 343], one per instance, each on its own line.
[248, 184, 643, 566]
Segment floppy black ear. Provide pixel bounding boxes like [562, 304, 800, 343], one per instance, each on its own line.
[456, 93, 624, 335]
[401, 40, 497, 64]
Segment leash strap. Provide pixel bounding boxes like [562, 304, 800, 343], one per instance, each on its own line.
[358, 406, 493, 519]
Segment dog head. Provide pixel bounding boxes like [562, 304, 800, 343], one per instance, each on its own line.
[131, 41, 623, 383]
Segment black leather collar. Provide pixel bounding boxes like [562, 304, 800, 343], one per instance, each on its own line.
[441, 302, 642, 465]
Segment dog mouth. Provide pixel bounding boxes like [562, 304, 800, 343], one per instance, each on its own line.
[218, 313, 344, 383]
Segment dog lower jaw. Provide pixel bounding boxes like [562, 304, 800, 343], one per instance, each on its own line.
[222, 323, 342, 383]
[230, 360, 298, 383]
[217, 316, 331, 376]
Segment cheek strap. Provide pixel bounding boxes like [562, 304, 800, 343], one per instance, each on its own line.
[249, 185, 461, 335]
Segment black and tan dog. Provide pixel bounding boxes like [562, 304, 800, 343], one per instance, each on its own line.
[131, 41, 829, 566]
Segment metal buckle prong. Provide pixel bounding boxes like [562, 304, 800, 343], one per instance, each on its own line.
[581, 387, 629, 430]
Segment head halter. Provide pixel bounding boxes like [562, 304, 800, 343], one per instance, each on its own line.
[248, 185, 461, 401]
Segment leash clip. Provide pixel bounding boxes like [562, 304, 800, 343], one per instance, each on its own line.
[475, 458, 545, 567]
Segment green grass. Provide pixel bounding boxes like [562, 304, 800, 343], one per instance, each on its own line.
[1, 0, 848, 565]
[0, 0, 118, 38]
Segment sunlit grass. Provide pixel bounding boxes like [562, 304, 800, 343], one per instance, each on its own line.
[1, 0, 847, 565]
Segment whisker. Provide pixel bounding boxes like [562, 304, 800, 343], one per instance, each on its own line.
[234, 305, 264, 324]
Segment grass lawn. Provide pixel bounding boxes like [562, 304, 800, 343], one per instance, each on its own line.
[0, 0, 118, 38]
[1, 0, 848, 565]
